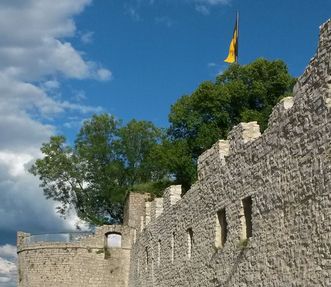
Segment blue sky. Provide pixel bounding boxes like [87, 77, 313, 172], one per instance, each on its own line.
[59, 0, 331, 130]
[0, 0, 329, 285]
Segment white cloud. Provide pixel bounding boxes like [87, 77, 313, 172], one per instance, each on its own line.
[59, 101, 103, 114]
[42, 80, 60, 91]
[0, 250, 16, 287]
[194, 0, 230, 14]
[0, 0, 111, 82]
[0, 151, 77, 232]
[195, 5, 210, 15]
[0, 245, 16, 261]
[0, 1, 109, 273]
[0, 152, 34, 177]
[80, 31, 94, 44]
[0, 114, 54, 154]
[96, 68, 112, 81]
[195, 0, 230, 5]
[72, 90, 87, 102]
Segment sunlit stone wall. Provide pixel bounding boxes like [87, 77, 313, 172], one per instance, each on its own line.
[129, 19, 331, 287]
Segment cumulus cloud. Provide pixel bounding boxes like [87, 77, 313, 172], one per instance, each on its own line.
[0, 2, 114, 286]
[0, 2, 110, 282]
[0, 149, 79, 233]
[0, 245, 16, 261]
[0, 0, 111, 82]
[0, 244, 16, 287]
[0, 256, 16, 287]
[42, 80, 60, 91]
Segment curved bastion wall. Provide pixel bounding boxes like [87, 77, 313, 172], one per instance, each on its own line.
[129, 19, 331, 287]
[17, 225, 135, 287]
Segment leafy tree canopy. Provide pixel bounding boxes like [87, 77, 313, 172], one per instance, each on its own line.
[167, 59, 296, 186]
[31, 58, 296, 225]
[30, 114, 168, 225]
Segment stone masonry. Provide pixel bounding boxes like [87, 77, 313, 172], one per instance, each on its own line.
[17, 225, 134, 287]
[129, 19, 331, 287]
[18, 19, 331, 286]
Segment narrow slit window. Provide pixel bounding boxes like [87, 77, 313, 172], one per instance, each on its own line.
[171, 232, 175, 263]
[151, 258, 155, 285]
[145, 247, 149, 271]
[241, 196, 253, 240]
[157, 240, 161, 266]
[187, 228, 193, 259]
[137, 258, 140, 276]
[215, 208, 227, 249]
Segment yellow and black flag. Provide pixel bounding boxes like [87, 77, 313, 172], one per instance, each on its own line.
[224, 12, 239, 64]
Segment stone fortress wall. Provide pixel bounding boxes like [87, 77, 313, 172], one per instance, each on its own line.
[129, 19, 331, 287]
[17, 191, 151, 287]
[17, 19, 331, 286]
[17, 225, 134, 287]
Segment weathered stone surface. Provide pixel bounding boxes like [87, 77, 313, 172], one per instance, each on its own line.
[17, 193, 147, 287]
[129, 19, 331, 287]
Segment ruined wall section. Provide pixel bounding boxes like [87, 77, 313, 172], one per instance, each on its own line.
[129, 19, 331, 287]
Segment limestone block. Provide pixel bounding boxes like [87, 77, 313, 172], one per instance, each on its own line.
[123, 192, 151, 230]
[228, 121, 261, 153]
[151, 198, 163, 222]
[144, 202, 151, 226]
[268, 97, 294, 128]
[197, 140, 229, 180]
[163, 185, 182, 213]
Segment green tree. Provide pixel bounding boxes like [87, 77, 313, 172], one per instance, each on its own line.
[115, 119, 164, 185]
[148, 139, 196, 191]
[168, 59, 296, 186]
[30, 114, 167, 225]
[31, 58, 296, 223]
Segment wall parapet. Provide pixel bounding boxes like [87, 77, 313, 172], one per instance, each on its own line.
[129, 18, 331, 287]
[21, 231, 94, 246]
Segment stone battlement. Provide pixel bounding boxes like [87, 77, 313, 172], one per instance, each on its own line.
[17, 19, 331, 287]
[129, 18, 331, 287]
